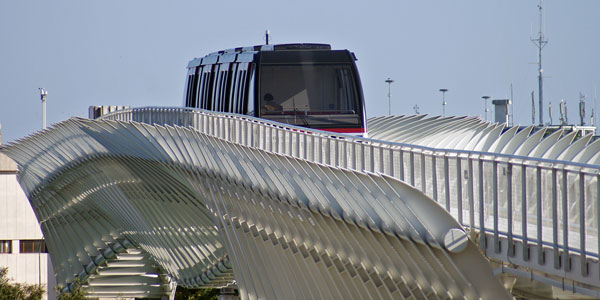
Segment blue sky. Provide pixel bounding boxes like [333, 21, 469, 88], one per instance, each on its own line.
[1, 0, 599, 143]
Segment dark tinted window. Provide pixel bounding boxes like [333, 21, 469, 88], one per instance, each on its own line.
[20, 240, 47, 253]
[0, 240, 11, 253]
[259, 64, 361, 127]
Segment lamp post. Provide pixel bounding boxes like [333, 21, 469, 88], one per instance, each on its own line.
[39, 88, 47, 129]
[482, 96, 490, 121]
[385, 78, 394, 115]
[439, 89, 448, 117]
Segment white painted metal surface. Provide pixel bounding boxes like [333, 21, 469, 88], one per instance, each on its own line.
[2, 108, 514, 299]
[4, 108, 600, 298]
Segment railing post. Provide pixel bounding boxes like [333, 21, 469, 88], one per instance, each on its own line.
[421, 152, 426, 194]
[493, 161, 500, 254]
[334, 139, 340, 167]
[378, 146, 384, 174]
[579, 172, 587, 276]
[456, 157, 463, 225]
[309, 133, 317, 161]
[253, 123, 259, 148]
[343, 140, 349, 169]
[410, 152, 415, 187]
[432, 155, 438, 202]
[597, 175, 600, 277]
[369, 145, 375, 172]
[398, 149, 404, 181]
[295, 131, 301, 159]
[507, 163, 514, 257]
[318, 136, 324, 164]
[479, 158, 486, 250]
[522, 164, 529, 261]
[552, 169, 560, 269]
[444, 156, 450, 212]
[562, 169, 570, 272]
[301, 132, 307, 160]
[388, 147, 394, 177]
[349, 140, 355, 170]
[468, 159, 474, 237]
[537, 167, 544, 265]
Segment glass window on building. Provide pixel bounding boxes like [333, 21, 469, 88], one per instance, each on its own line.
[19, 240, 46, 253]
[0, 240, 11, 253]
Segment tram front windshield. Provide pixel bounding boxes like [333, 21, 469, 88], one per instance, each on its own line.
[259, 64, 362, 128]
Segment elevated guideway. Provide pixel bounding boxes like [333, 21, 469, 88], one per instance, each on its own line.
[369, 115, 600, 297]
[2, 107, 600, 298]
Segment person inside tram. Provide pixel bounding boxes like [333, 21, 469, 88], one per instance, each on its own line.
[262, 93, 282, 112]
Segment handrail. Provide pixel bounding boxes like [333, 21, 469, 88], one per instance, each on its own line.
[100, 106, 600, 171]
[100, 107, 600, 262]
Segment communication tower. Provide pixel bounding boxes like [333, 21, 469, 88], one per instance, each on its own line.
[531, 0, 548, 126]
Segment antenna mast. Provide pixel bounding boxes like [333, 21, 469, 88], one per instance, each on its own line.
[265, 30, 270, 45]
[579, 92, 586, 126]
[531, 0, 548, 126]
[510, 83, 514, 126]
[531, 91, 535, 124]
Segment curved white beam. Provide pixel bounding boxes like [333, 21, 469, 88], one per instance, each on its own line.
[3, 111, 511, 299]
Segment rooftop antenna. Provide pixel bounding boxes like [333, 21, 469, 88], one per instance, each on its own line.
[39, 88, 47, 129]
[593, 85, 597, 131]
[548, 102, 552, 125]
[265, 30, 270, 45]
[531, 0, 548, 126]
[510, 83, 514, 126]
[413, 104, 420, 114]
[579, 92, 586, 126]
[559, 99, 569, 125]
[565, 101, 569, 125]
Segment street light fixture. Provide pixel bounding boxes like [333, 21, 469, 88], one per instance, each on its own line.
[482, 96, 491, 121]
[39, 88, 48, 129]
[385, 78, 394, 115]
[439, 89, 448, 117]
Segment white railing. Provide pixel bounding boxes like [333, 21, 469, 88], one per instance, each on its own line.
[101, 107, 600, 274]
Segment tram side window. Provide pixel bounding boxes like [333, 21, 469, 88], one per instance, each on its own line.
[191, 70, 199, 108]
[246, 64, 255, 116]
[211, 67, 221, 111]
[200, 71, 209, 109]
[196, 67, 205, 108]
[210, 66, 220, 111]
[239, 70, 249, 114]
[224, 69, 233, 112]
[232, 66, 246, 114]
[237, 70, 245, 114]
[185, 73, 194, 107]
[200, 66, 214, 110]
[218, 68, 230, 112]
[228, 63, 239, 113]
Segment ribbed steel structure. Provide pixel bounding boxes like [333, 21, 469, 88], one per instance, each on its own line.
[3, 109, 600, 298]
[2, 108, 514, 299]
[369, 115, 600, 162]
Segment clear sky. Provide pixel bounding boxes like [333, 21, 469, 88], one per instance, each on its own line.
[1, 0, 599, 143]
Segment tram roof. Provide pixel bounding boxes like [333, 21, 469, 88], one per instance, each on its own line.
[187, 43, 335, 68]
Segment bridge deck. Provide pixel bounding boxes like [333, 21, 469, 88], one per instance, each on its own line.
[3, 108, 600, 298]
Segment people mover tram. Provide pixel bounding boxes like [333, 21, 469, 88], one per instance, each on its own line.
[183, 43, 367, 135]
